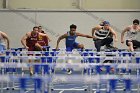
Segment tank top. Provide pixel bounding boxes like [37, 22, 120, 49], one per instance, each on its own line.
[126, 26, 138, 40]
[37, 34, 48, 46]
[26, 32, 39, 47]
[94, 27, 110, 39]
[65, 31, 77, 47]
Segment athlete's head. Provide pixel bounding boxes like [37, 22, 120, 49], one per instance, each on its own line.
[38, 26, 42, 33]
[103, 21, 110, 30]
[99, 20, 105, 26]
[70, 24, 77, 35]
[33, 26, 39, 33]
[133, 19, 139, 29]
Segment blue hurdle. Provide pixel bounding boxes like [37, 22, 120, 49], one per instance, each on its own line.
[1, 48, 140, 93]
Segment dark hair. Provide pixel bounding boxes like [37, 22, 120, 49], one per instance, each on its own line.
[33, 26, 38, 30]
[133, 19, 139, 25]
[41, 30, 46, 34]
[70, 24, 77, 29]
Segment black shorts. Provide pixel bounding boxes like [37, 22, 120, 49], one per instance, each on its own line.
[126, 40, 140, 48]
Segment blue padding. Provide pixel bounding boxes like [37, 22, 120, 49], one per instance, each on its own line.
[82, 52, 88, 56]
[105, 65, 110, 74]
[11, 48, 18, 51]
[121, 68, 126, 73]
[5, 68, 16, 72]
[112, 50, 117, 52]
[87, 68, 90, 74]
[52, 49, 59, 51]
[20, 78, 26, 89]
[83, 68, 87, 74]
[88, 58, 95, 63]
[11, 51, 17, 56]
[122, 53, 131, 56]
[51, 68, 54, 73]
[46, 46, 50, 51]
[34, 78, 42, 89]
[41, 57, 53, 63]
[50, 52, 59, 56]
[118, 49, 126, 52]
[128, 69, 131, 73]
[44, 91, 48, 93]
[85, 49, 92, 52]
[136, 57, 140, 63]
[43, 46, 50, 51]
[34, 65, 41, 74]
[41, 57, 46, 63]
[96, 58, 100, 63]
[47, 57, 53, 63]
[89, 57, 100, 63]
[18, 48, 24, 51]
[96, 92, 100, 93]
[44, 52, 49, 56]
[110, 79, 117, 90]
[89, 52, 94, 56]
[125, 79, 131, 91]
[96, 65, 101, 74]
[6, 51, 10, 56]
[0, 56, 5, 62]
[43, 65, 49, 74]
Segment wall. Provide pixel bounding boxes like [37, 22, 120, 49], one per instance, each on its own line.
[8, 0, 77, 9]
[0, 0, 3, 8]
[83, 0, 140, 9]
[0, 10, 140, 49]
[7, 0, 140, 9]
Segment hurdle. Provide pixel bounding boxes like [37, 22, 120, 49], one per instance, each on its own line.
[1, 49, 140, 93]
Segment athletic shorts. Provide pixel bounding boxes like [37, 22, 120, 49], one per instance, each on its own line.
[66, 42, 79, 51]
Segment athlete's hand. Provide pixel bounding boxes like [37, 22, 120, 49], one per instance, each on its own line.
[49, 39, 51, 42]
[92, 36, 97, 39]
[25, 46, 29, 50]
[121, 40, 124, 43]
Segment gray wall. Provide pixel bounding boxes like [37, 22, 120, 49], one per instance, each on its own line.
[0, 10, 140, 49]
[6, 0, 140, 9]
[0, 0, 3, 8]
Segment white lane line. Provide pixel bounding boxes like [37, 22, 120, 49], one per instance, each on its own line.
[59, 90, 64, 93]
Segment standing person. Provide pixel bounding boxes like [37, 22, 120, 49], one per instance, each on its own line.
[0, 31, 10, 52]
[121, 19, 140, 52]
[92, 21, 118, 52]
[56, 24, 96, 51]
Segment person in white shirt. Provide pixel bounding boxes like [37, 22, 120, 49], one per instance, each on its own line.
[121, 19, 140, 52]
[0, 31, 10, 51]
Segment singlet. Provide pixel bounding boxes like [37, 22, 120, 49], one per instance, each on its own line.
[26, 32, 39, 47]
[65, 31, 77, 47]
[94, 27, 110, 39]
[126, 26, 139, 40]
[37, 34, 48, 46]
